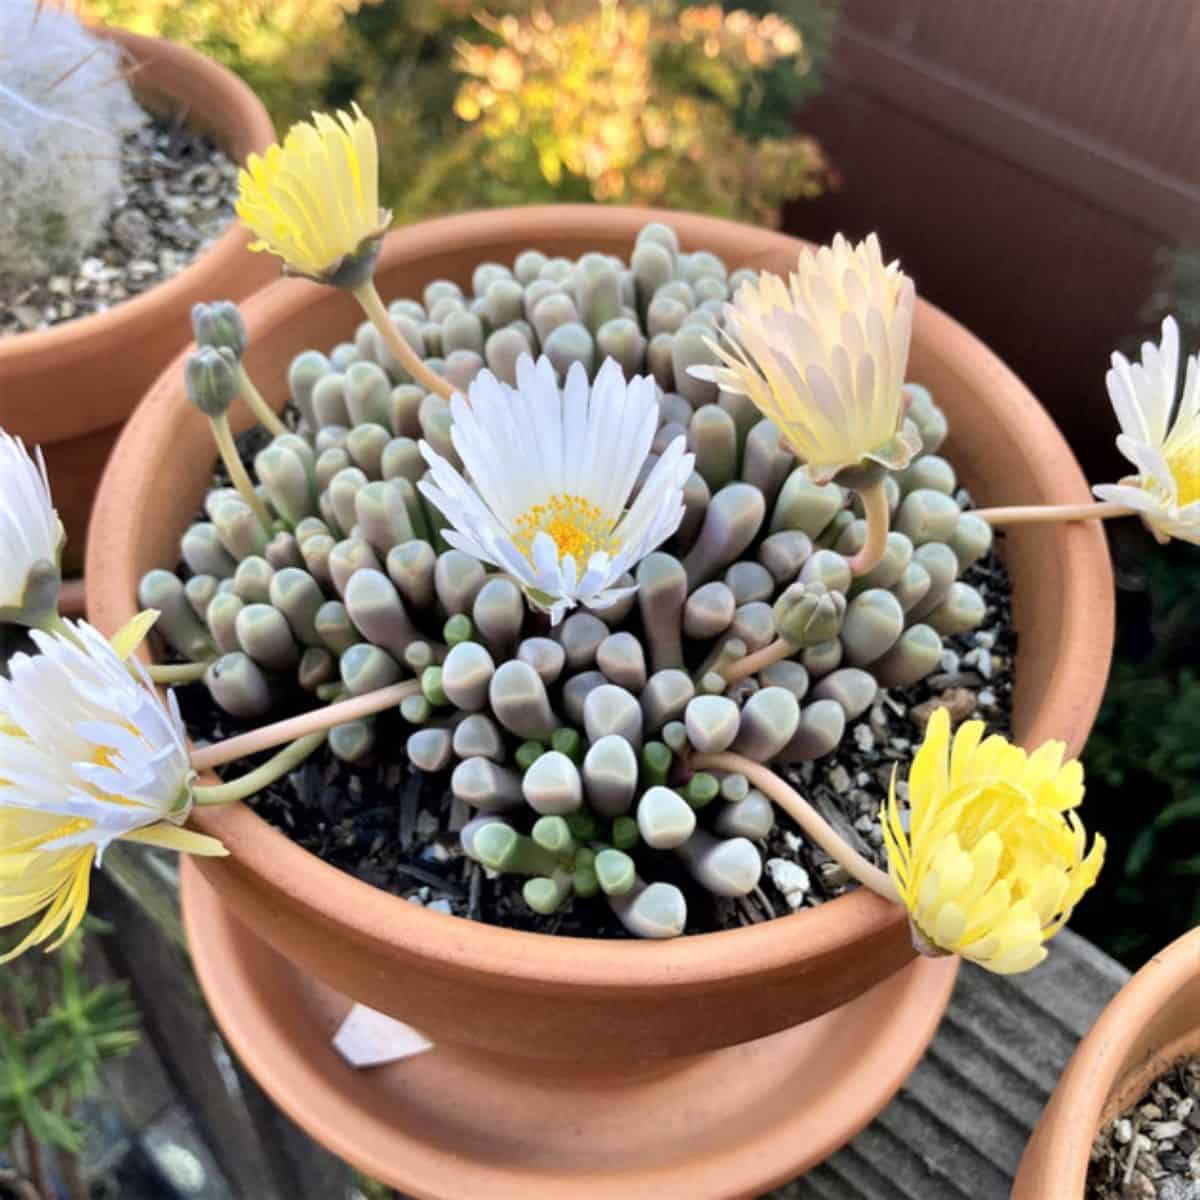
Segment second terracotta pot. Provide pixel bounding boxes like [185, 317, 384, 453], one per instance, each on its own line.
[0, 27, 276, 572]
[1014, 928, 1200, 1199]
[85, 206, 1114, 1066]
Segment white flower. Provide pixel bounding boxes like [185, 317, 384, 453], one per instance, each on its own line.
[690, 233, 919, 484]
[419, 355, 694, 624]
[1, 617, 225, 962]
[0, 429, 63, 614]
[0, 619, 198, 857]
[1093, 316, 1200, 545]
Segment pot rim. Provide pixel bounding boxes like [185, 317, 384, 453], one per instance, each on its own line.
[1019, 927, 1200, 1195]
[86, 204, 1114, 993]
[0, 27, 273, 364]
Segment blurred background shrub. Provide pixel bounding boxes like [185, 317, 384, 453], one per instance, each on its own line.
[1075, 532, 1200, 966]
[83, 0, 838, 223]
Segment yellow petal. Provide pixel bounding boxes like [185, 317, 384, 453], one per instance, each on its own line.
[112, 608, 160, 660]
[123, 823, 229, 857]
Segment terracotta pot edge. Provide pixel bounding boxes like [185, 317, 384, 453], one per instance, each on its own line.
[1017, 928, 1200, 1197]
[0, 26, 275, 438]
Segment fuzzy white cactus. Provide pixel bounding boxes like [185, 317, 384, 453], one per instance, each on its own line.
[0, 0, 145, 287]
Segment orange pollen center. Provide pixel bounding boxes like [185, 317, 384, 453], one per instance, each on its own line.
[511, 493, 616, 563]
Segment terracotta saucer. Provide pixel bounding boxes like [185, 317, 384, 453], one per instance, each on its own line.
[182, 860, 959, 1199]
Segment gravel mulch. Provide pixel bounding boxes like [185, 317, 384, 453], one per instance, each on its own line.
[1089, 1057, 1200, 1199]
[1, 112, 238, 336]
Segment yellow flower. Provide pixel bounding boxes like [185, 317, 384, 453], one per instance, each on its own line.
[881, 708, 1105, 975]
[1, 613, 226, 963]
[690, 233, 920, 484]
[1092, 316, 1200, 545]
[236, 104, 391, 285]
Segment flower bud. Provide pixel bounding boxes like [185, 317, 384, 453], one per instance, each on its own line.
[773, 581, 847, 648]
[185, 346, 239, 418]
[191, 301, 248, 357]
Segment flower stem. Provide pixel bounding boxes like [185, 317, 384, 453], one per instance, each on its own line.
[148, 661, 210, 684]
[27, 609, 74, 639]
[352, 279, 454, 401]
[846, 479, 890, 575]
[972, 499, 1129, 526]
[719, 636, 794, 685]
[209, 412, 274, 532]
[193, 731, 327, 805]
[237, 363, 288, 438]
[190, 680, 420, 771]
[690, 750, 901, 904]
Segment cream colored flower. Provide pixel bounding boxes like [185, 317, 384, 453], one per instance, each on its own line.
[691, 233, 920, 483]
[419, 355, 694, 624]
[881, 708, 1104, 975]
[0, 429, 63, 622]
[1, 614, 225, 962]
[1093, 316, 1200, 545]
[236, 104, 391, 285]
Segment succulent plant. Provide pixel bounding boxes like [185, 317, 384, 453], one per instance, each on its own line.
[150, 221, 989, 938]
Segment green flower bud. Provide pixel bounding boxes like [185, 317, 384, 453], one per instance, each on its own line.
[191, 301, 247, 357]
[185, 346, 239, 418]
[773, 581, 847, 649]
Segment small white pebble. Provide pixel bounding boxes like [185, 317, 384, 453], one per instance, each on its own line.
[939, 649, 960, 674]
[766, 858, 811, 909]
[829, 765, 851, 793]
[782, 830, 804, 855]
[975, 630, 995, 649]
[1115, 1118, 1134, 1145]
[426, 899, 453, 915]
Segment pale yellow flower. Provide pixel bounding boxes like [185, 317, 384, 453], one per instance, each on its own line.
[1, 613, 225, 963]
[881, 708, 1104, 975]
[236, 104, 391, 285]
[691, 233, 920, 483]
[1093, 316, 1200, 545]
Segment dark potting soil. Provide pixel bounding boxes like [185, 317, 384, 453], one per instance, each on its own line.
[1088, 1057, 1200, 1199]
[171, 426, 1016, 940]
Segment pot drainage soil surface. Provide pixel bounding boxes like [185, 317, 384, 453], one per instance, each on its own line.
[1088, 1057, 1200, 1199]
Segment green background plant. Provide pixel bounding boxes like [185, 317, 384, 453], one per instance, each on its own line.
[82, 0, 838, 224]
[1074, 532, 1200, 966]
[1, 922, 140, 1196]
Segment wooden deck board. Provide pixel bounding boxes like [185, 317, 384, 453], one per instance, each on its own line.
[769, 930, 1130, 1198]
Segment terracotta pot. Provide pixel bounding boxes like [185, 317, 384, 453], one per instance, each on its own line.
[86, 206, 1113, 1194]
[1014, 929, 1200, 1199]
[0, 27, 276, 573]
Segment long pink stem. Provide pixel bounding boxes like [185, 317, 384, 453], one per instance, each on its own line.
[973, 500, 1128, 526]
[190, 681, 419, 771]
[691, 751, 901, 904]
[846, 480, 890, 576]
[719, 636, 793, 685]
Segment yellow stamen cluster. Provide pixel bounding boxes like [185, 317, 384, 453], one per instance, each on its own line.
[882, 707, 1104, 975]
[1164, 428, 1200, 506]
[512, 494, 616, 563]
